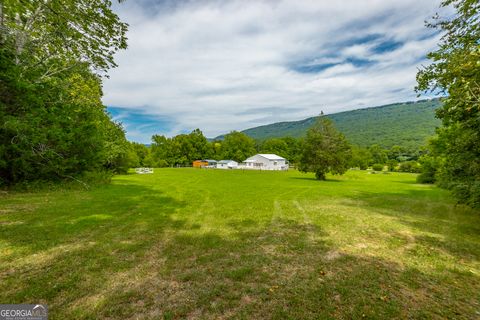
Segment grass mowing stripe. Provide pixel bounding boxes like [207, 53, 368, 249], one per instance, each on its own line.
[0, 169, 479, 319]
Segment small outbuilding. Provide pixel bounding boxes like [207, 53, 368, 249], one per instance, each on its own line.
[204, 160, 218, 168]
[216, 160, 238, 169]
[193, 160, 208, 168]
[241, 154, 288, 171]
[193, 159, 217, 168]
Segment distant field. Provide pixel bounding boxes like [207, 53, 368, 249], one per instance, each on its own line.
[1, 169, 479, 319]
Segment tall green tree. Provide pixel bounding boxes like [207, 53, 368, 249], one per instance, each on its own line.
[416, 0, 480, 207]
[131, 142, 150, 166]
[0, 0, 129, 185]
[1, 0, 127, 80]
[151, 135, 172, 167]
[387, 145, 406, 161]
[298, 117, 352, 180]
[260, 138, 289, 160]
[280, 137, 301, 163]
[350, 146, 372, 170]
[220, 131, 256, 162]
[258, 137, 301, 163]
[150, 129, 212, 166]
[368, 144, 388, 165]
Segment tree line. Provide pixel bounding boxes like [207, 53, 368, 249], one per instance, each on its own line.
[0, 0, 132, 187]
[125, 130, 293, 168]
[126, 118, 425, 177]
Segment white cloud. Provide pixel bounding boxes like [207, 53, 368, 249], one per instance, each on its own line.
[103, 0, 445, 141]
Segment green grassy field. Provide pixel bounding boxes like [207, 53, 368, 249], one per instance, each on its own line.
[1, 169, 479, 319]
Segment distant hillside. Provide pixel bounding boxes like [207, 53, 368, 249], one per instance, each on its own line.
[218, 99, 442, 150]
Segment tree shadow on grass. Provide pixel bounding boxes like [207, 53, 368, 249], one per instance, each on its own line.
[2, 186, 480, 319]
[0, 181, 189, 308]
[52, 218, 480, 319]
[392, 180, 424, 185]
[0, 182, 187, 251]
[290, 176, 343, 182]
[341, 189, 480, 264]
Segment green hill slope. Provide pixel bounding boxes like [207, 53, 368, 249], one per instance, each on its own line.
[235, 99, 441, 150]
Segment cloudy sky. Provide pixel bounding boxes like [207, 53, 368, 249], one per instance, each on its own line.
[103, 0, 445, 143]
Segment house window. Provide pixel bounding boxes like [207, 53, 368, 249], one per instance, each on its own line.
[273, 161, 277, 165]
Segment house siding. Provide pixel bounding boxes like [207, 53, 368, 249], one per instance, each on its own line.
[241, 154, 288, 171]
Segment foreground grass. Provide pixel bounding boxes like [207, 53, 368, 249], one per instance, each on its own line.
[0, 169, 479, 319]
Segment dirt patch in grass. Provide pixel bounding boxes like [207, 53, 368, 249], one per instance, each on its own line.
[324, 250, 343, 261]
[0, 220, 24, 226]
[0, 203, 39, 215]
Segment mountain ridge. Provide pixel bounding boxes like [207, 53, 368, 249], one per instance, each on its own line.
[215, 99, 442, 150]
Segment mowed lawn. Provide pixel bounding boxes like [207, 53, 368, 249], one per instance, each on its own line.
[1, 169, 479, 319]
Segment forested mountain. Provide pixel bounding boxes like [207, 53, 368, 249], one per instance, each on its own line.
[219, 99, 442, 150]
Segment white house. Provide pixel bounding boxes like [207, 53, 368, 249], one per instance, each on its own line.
[241, 154, 288, 171]
[216, 160, 238, 169]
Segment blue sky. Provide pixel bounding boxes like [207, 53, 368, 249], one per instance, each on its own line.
[107, 107, 180, 143]
[103, 0, 445, 143]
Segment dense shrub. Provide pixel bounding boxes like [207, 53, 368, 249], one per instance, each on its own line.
[371, 164, 384, 171]
[416, 172, 435, 184]
[416, 155, 439, 184]
[350, 146, 372, 170]
[450, 181, 480, 208]
[386, 160, 398, 172]
[156, 160, 170, 168]
[398, 161, 421, 173]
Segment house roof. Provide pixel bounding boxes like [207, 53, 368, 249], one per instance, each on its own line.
[204, 159, 217, 163]
[218, 160, 236, 164]
[257, 154, 285, 160]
